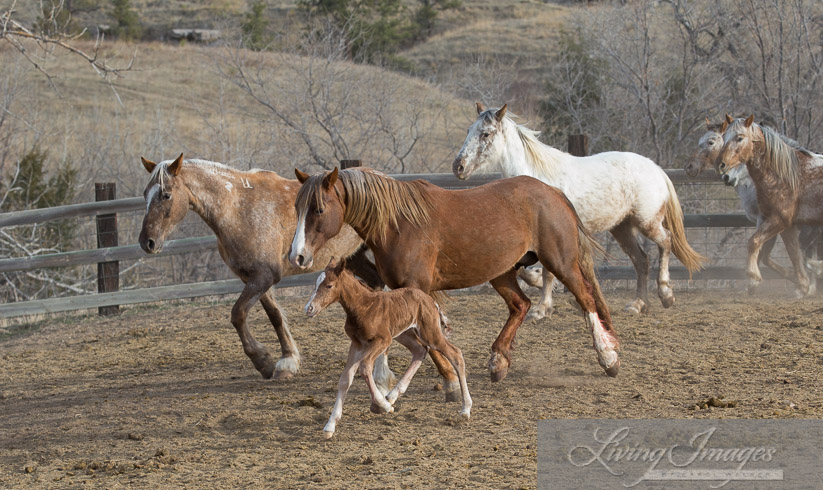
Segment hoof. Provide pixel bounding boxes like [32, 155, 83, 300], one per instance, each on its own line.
[444, 389, 461, 403]
[489, 368, 508, 382]
[459, 409, 471, 419]
[747, 282, 760, 295]
[604, 361, 619, 378]
[488, 352, 510, 382]
[323, 430, 335, 439]
[273, 369, 294, 381]
[370, 402, 393, 414]
[525, 308, 552, 323]
[660, 295, 675, 309]
[622, 300, 647, 315]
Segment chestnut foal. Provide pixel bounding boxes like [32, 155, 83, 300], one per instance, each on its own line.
[305, 258, 471, 439]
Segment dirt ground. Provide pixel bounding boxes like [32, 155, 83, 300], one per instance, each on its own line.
[2, 286, 822, 488]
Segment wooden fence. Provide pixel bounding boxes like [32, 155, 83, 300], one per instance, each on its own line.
[0, 170, 754, 319]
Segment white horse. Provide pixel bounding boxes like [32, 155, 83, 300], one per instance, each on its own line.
[453, 103, 705, 316]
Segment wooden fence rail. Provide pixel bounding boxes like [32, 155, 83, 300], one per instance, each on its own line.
[0, 169, 746, 320]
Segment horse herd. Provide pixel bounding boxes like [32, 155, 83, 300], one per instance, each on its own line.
[137, 104, 820, 437]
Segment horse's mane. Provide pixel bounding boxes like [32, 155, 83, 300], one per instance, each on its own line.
[295, 168, 433, 244]
[484, 110, 564, 182]
[730, 120, 806, 191]
[149, 158, 267, 189]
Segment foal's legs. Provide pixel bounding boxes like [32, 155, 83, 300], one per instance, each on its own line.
[324, 342, 363, 439]
[259, 291, 301, 380]
[610, 221, 650, 314]
[385, 330, 428, 405]
[232, 276, 277, 378]
[781, 226, 811, 297]
[525, 268, 557, 322]
[416, 315, 472, 417]
[487, 269, 531, 382]
[359, 336, 394, 414]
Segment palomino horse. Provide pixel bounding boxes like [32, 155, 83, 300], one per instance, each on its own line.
[288, 166, 620, 388]
[305, 258, 471, 439]
[138, 154, 383, 380]
[717, 115, 823, 296]
[685, 117, 822, 288]
[453, 103, 705, 316]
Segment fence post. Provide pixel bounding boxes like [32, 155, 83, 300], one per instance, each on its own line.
[568, 134, 589, 157]
[95, 183, 119, 316]
[340, 159, 362, 169]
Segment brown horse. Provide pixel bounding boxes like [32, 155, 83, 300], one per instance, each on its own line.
[305, 258, 471, 439]
[717, 115, 823, 296]
[138, 154, 383, 380]
[288, 166, 620, 390]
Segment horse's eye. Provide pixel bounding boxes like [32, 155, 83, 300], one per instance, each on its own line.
[481, 131, 491, 139]
[314, 208, 324, 215]
[162, 192, 171, 200]
[737, 136, 744, 142]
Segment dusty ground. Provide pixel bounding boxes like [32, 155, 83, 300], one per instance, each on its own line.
[2, 286, 822, 488]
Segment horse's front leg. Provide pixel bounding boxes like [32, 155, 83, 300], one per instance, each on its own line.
[781, 227, 810, 297]
[488, 269, 531, 382]
[324, 342, 363, 439]
[231, 276, 275, 378]
[259, 291, 301, 380]
[525, 268, 555, 322]
[747, 218, 784, 294]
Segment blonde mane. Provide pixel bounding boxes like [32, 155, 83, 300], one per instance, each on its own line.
[506, 116, 564, 182]
[732, 121, 802, 191]
[295, 168, 433, 244]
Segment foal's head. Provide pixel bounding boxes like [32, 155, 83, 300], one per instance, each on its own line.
[453, 102, 509, 180]
[304, 258, 346, 317]
[717, 115, 757, 175]
[684, 117, 727, 177]
[290, 167, 345, 269]
[138, 153, 189, 254]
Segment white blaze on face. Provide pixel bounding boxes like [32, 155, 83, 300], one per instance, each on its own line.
[304, 272, 326, 314]
[145, 184, 160, 215]
[292, 209, 308, 259]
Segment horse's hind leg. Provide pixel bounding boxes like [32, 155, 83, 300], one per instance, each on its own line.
[359, 336, 394, 414]
[539, 249, 619, 377]
[385, 330, 428, 405]
[488, 269, 531, 382]
[525, 268, 556, 322]
[417, 312, 472, 418]
[260, 291, 301, 380]
[781, 226, 810, 297]
[610, 221, 649, 314]
[232, 277, 276, 379]
[759, 236, 791, 279]
[639, 217, 675, 309]
[747, 218, 784, 294]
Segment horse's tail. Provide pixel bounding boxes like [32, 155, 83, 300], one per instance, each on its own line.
[662, 174, 707, 274]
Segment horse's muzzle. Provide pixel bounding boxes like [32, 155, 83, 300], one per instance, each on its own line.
[452, 157, 470, 180]
[289, 250, 313, 269]
[139, 233, 162, 254]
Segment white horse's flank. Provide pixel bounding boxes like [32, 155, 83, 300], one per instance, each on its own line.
[454, 104, 704, 315]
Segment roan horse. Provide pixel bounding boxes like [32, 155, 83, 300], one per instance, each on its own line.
[304, 258, 471, 439]
[717, 115, 823, 296]
[288, 166, 620, 389]
[138, 154, 383, 380]
[685, 117, 822, 290]
[453, 103, 705, 316]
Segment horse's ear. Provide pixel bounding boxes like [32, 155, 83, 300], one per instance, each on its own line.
[295, 168, 310, 184]
[326, 256, 337, 270]
[725, 113, 734, 124]
[168, 153, 184, 176]
[744, 115, 754, 128]
[323, 167, 339, 189]
[475, 101, 485, 115]
[704, 117, 712, 129]
[141, 157, 157, 173]
[720, 121, 728, 134]
[495, 104, 508, 122]
[335, 257, 346, 275]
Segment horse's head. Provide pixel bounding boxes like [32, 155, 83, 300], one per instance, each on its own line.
[684, 117, 725, 177]
[717, 114, 757, 176]
[289, 167, 345, 269]
[304, 257, 345, 317]
[722, 162, 751, 187]
[453, 102, 509, 180]
[138, 153, 189, 254]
